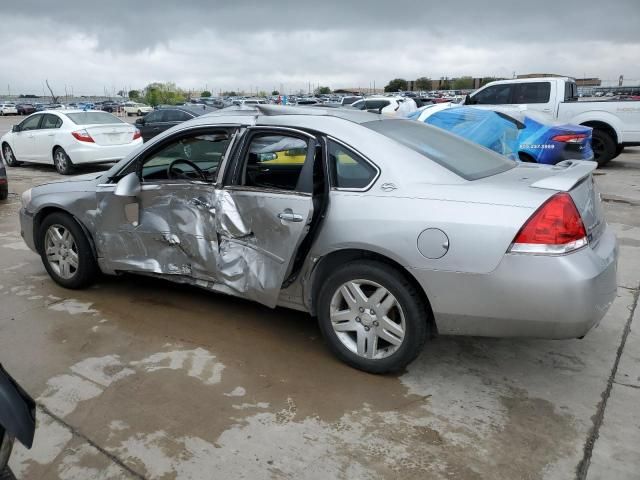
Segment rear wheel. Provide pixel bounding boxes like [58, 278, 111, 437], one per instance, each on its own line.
[53, 147, 74, 175]
[317, 260, 430, 373]
[518, 152, 536, 163]
[591, 129, 616, 166]
[38, 212, 98, 289]
[2, 144, 20, 167]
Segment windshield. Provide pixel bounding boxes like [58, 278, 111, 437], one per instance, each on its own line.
[363, 119, 515, 181]
[65, 112, 124, 125]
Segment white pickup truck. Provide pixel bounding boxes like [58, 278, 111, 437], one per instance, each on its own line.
[465, 77, 640, 165]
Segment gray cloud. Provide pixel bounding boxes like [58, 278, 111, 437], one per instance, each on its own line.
[1, 1, 639, 95]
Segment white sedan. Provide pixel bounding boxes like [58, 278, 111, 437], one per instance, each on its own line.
[0, 103, 18, 115]
[0, 110, 143, 174]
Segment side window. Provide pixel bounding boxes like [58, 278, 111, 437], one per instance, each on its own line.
[564, 82, 578, 102]
[365, 100, 391, 111]
[165, 110, 192, 122]
[144, 111, 164, 123]
[472, 85, 512, 104]
[241, 134, 309, 191]
[41, 114, 62, 129]
[328, 140, 378, 189]
[350, 100, 367, 110]
[513, 82, 551, 104]
[140, 131, 232, 182]
[20, 114, 43, 131]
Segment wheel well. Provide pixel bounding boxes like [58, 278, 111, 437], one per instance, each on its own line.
[51, 145, 63, 159]
[581, 121, 617, 144]
[310, 249, 437, 334]
[34, 207, 97, 259]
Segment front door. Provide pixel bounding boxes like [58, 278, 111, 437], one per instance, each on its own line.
[12, 114, 43, 161]
[31, 114, 61, 162]
[94, 128, 235, 282]
[214, 128, 316, 307]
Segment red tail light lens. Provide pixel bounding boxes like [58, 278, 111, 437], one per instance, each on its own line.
[71, 129, 94, 143]
[551, 133, 587, 143]
[132, 129, 142, 141]
[510, 193, 587, 254]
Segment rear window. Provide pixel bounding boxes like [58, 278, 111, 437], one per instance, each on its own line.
[65, 112, 124, 125]
[363, 119, 515, 181]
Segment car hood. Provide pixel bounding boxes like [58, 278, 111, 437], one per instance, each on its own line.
[32, 172, 104, 195]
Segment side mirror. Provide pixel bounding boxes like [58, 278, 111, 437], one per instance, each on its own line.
[12, 125, 21, 133]
[135, 118, 144, 125]
[114, 172, 141, 197]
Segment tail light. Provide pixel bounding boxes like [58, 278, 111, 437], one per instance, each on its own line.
[71, 129, 94, 143]
[509, 193, 587, 254]
[551, 133, 587, 143]
[132, 129, 142, 141]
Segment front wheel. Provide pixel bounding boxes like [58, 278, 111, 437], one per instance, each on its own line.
[317, 260, 430, 373]
[38, 212, 98, 289]
[2, 144, 20, 167]
[591, 129, 616, 167]
[53, 147, 74, 175]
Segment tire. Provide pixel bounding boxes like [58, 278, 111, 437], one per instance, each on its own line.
[2, 144, 20, 167]
[127, 112, 132, 117]
[38, 212, 98, 289]
[137, 110, 142, 116]
[0, 467, 17, 480]
[518, 152, 536, 163]
[53, 147, 74, 175]
[615, 145, 625, 156]
[317, 260, 430, 374]
[0, 186, 7, 201]
[591, 129, 616, 166]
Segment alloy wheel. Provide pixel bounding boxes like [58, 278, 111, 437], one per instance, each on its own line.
[54, 150, 68, 173]
[44, 224, 79, 279]
[329, 279, 406, 359]
[3, 146, 15, 165]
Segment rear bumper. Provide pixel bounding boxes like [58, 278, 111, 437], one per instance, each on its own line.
[412, 225, 618, 338]
[67, 140, 142, 164]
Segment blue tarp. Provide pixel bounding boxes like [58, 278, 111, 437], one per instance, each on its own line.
[423, 106, 521, 161]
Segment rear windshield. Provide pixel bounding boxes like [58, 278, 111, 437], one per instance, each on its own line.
[363, 119, 515, 180]
[65, 112, 124, 125]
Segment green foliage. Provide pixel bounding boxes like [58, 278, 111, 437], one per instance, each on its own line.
[415, 77, 432, 91]
[271, 90, 280, 96]
[222, 91, 238, 97]
[452, 76, 474, 90]
[128, 90, 140, 100]
[143, 82, 186, 106]
[384, 78, 408, 92]
[201, 91, 212, 97]
[315, 86, 331, 94]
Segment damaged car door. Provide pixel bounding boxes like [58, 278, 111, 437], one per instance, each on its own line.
[95, 128, 235, 281]
[213, 128, 317, 307]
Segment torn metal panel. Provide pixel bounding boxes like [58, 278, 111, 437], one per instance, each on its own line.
[213, 189, 313, 308]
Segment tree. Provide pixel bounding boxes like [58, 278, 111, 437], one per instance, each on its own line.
[315, 86, 331, 94]
[201, 91, 212, 97]
[438, 78, 451, 90]
[128, 90, 140, 99]
[143, 82, 186, 106]
[452, 76, 474, 90]
[45, 79, 60, 103]
[384, 78, 408, 92]
[415, 77, 432, 91]
[222, 91, 237, 97]
[271, 90, 280, 96]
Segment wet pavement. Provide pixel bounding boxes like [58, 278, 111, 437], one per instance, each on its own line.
[1, 114, 639, 479]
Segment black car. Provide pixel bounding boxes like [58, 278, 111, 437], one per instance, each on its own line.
[135, 105, 217, 141]
[0, 365, 36, 478]
[0, 162, 7, 200]
[15, 103, 36, 115]
[99, 101, 120, 113]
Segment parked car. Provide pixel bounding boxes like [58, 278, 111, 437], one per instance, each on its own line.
[123, 102, 153, 116]
[0, 364, 36, 478]
[0, 161, 8, 200]
[1, 110, 142, 174]
[351, 97, 418, 116]
[411, 104, 594, 165]
[465, 77, 640, 165]
[339, 96, 363, 106]
[0, 103, 18, 116]
[18, 105, 617, 373]
[135, 105, 217, 141]
[16, 103, 36, 115]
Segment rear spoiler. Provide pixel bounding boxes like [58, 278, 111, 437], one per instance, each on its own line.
[530, 160, 597, 192]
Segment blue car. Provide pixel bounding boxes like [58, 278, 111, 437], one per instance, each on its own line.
[410, 105, 594, 165]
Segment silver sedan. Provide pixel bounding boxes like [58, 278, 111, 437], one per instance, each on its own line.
[15, 105, 618, 373]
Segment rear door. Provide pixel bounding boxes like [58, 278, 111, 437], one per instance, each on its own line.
[31, 114, 62, 162]
[215, 127, 316, 307]
[139, 110, 166, 141]
[511, 81, 555, 115]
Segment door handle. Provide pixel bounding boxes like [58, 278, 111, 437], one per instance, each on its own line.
[278, 210, 303, 222]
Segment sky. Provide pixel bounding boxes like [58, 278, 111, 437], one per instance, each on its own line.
[1, 0, 639, 96]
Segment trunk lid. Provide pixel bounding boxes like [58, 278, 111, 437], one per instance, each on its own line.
[85, 124, 135, 146]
